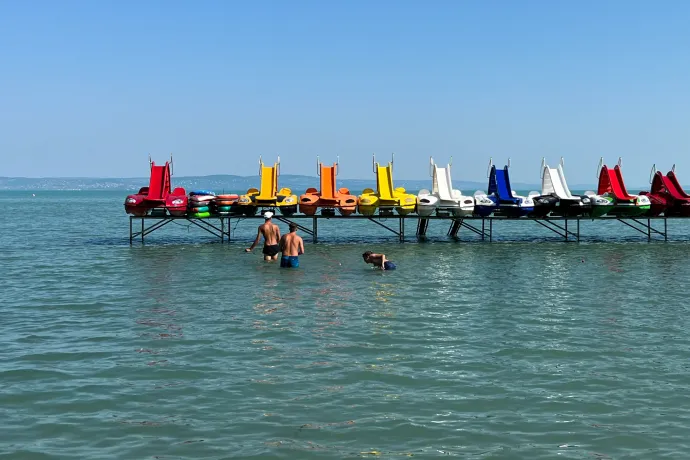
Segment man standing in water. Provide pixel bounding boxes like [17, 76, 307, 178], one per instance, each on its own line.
[279, 223, 304, 268]
[245, 211, 281, 261]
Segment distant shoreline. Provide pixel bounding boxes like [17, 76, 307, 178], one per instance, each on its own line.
[0, 174, 609, 192]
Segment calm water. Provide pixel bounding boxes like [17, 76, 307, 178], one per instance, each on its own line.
[3, 191, 690, 459]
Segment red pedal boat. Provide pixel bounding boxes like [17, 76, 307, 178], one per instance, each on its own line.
[124, 155, 188, 216]
[640, 164, 690, 217]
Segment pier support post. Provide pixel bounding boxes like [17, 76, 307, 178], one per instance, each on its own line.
[648, 218, 651, 242]
[417, 218, 429, 237]
[313, 216, 318, 244]
[447, 219, 461, 238]
[565, 217, 568, 242]
[129, 217, 133, 245]
[141, 218, 145, 244]
[399, 217, 405, 243]
[664, 217, 668, 242]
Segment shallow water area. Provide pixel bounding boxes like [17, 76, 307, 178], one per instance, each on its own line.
[2, 191, 690, 459]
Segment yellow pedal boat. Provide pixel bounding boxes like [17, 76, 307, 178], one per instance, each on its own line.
[358, 153, 417, 216]
[237, 156, 298, 216]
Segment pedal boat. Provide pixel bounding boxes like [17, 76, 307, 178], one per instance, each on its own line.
[417, 157, 475, 217]
[357, 153, 417, 216]
[124, 155, 187, 217]
[237, 156, 298, 216]
[299, 157, 357, 216]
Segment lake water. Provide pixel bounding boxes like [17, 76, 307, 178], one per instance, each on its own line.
[2, 191, 690, 459]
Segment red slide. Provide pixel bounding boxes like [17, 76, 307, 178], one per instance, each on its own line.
[597, 166, 635, 201]
[666, 170, 690, 199]
[143, 162, 171, 204]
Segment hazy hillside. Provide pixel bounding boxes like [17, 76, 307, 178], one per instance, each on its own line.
[0, 174, 550, 192]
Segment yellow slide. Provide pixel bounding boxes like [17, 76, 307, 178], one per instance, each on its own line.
[257, 164, 277, 200]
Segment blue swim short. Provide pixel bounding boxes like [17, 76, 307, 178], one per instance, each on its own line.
[280, 255, 299, 268]
[383, 261, 396, 270]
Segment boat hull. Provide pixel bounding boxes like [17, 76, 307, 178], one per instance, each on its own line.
[551, 198, 592, 217]
[529, 195, 558, 217]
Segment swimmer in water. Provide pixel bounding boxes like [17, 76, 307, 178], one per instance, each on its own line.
[362, 251, 396, 270]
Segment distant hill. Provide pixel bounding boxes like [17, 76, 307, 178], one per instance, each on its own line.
[5, 174, 667, 192]
[0, 174, 549, 192]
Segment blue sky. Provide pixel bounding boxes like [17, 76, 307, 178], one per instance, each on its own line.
[2, 0, 690, 185]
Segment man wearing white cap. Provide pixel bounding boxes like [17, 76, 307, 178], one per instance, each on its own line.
[245, 211, 281, 261]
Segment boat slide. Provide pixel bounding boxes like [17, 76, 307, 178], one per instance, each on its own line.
[474, 159, 533, 217]
[417, 157, 474, 217]
[237, 156, 298, 216]
[124, 154, 187, 217]
[595, 157, 650, 216]
[299, 157, 357, 216]
[358, 153, 416, 216]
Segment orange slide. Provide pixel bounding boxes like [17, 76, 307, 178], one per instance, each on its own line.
[299, 158, 357, 216]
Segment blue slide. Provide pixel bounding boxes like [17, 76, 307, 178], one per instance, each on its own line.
[488, 166, 519, 204]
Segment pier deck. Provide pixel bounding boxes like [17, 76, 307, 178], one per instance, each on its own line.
[128, 214, 673, 244]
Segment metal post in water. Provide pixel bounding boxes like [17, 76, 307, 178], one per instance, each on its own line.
[665, 217, 668, 241]
[648, 218, 651, 242]
[129, 217, 133, 245]
[141, 218, 145, 244]
[313, 217, 318, 244]
[565, 218, 569, 242]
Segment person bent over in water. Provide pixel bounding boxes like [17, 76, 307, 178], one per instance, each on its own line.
[245, 211, 281, 261]
[362, 251, 396, 270]
[279, 223, 304, 268]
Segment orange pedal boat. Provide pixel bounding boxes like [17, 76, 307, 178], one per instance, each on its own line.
[299, 157, 357, 216]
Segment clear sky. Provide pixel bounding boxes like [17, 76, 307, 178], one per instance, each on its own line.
[2, 0, 690, 185]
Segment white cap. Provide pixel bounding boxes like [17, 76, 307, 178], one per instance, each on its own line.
[263, 211, 274, 219]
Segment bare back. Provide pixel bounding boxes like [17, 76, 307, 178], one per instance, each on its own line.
[260, 222, 280, 245]
[280, 233, 304, 256]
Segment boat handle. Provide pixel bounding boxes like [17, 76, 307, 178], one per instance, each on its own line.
[335, 155, 339, 176]
[672, 163, 676, 173]
[277, 155, 280, 176]
[560, 156, 565, 168]
[148, 154, 152, 170]
[596, 157, 603, 179]
[169, 153, 174, 176]
[259, 155, 263, 176]
[540, 157, 545, 179]
[649, 164, 656, 184]
[372, 153, 376, 173]
[507, 157, 511, 169]
[429, 156, 433, 177]
[486, 157, 493, 178]
[449, 156, 453, 168]
[391, 152, 394, 174]
[617, 156, 622, 168]
[316, 155, 320, 177]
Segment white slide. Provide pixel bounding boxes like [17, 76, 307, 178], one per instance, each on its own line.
[435, 166, 453, 201]
[542, 165, 572, 199]
[418, 158, 474, 216]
